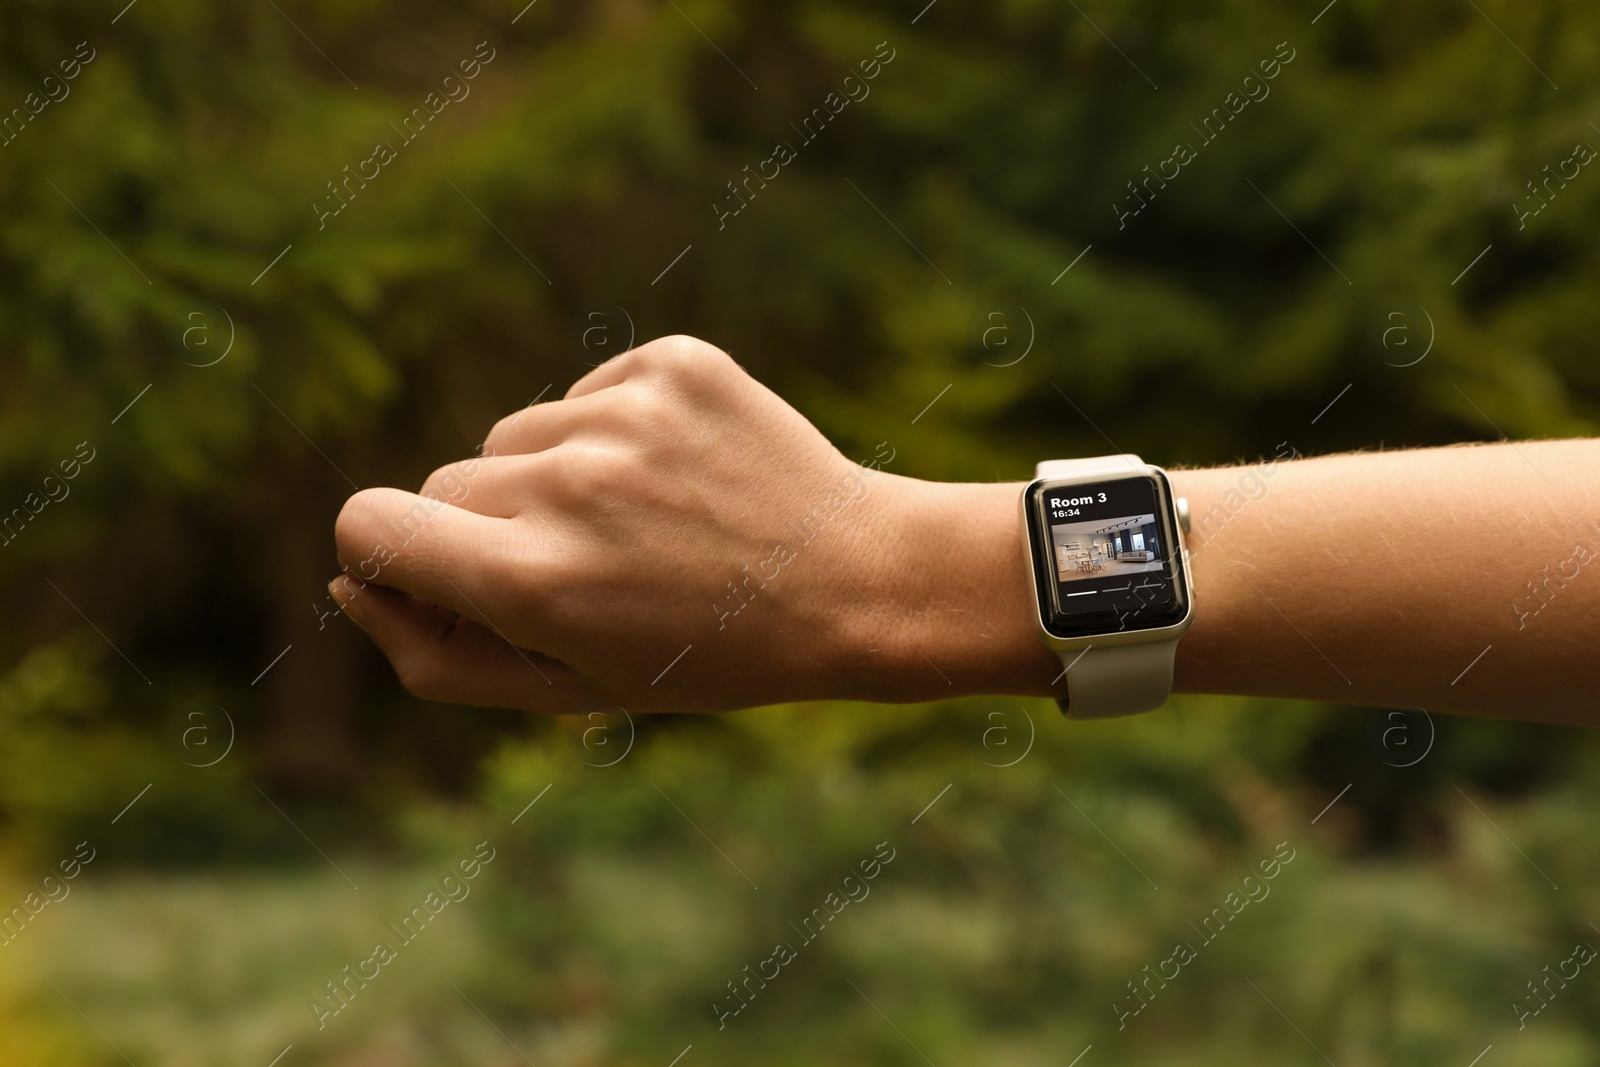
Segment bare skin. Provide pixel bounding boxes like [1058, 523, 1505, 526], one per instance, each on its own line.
[330, 335, 1599, 725]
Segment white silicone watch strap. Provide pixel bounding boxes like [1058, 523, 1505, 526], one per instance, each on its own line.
[1035, 455, 1148, 480]
[1055, 642, 1178, 718]
[1036, 455, 1180, 719]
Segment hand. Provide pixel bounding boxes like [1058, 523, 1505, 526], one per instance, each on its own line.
[331, 336, 1055, 714]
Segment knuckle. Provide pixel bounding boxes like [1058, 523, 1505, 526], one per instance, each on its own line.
[557, 445, 634, 499]
[420, 461, 472, 504]
[638, 334, 725, 377]
[599, 384, 655, 431]
[535, 445, 644, 516]
[535, 449, 584, 501]
[480, 427, 507, 456]
[483, 410, 524, 452]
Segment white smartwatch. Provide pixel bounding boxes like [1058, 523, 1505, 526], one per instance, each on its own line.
[1021, 454, 1193, 718]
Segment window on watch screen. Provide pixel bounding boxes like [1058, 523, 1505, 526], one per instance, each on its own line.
[1035, 475, 1184, 633]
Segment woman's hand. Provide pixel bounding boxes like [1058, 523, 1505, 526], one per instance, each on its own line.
[331, 336, 1053, 714]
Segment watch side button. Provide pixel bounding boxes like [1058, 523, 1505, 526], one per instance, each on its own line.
[1176, 497, 1191, 534]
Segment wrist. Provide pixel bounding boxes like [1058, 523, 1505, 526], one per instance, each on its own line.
[831, 473, 1061, 703]
[1162, 463, 1281, 699]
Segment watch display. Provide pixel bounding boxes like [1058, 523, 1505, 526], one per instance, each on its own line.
[1026, 473, 1189, 639]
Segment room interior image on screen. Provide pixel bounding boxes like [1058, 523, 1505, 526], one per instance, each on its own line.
[1050, 513, 1164, 583]
[1032, 475, 1183, 632]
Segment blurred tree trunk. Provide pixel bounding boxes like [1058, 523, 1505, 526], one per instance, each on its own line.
[255, 457, 364, 790]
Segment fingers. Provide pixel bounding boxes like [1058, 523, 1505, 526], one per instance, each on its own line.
[564, 334, 727, 401]
[480, 338, 732, 460]
[417, 455, 534, 517]
[334, 487, 534, 630]
[480, 393, 606, 458]
[330, 578, 596, 713]
[563, 350, 638, 401]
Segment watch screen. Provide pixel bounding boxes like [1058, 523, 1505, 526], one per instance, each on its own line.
[1027, 474, 1188, 638]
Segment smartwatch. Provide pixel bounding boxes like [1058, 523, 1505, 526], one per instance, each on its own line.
[1020, 454, 1194, 718]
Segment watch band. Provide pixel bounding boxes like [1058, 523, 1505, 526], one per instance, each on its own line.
[1053, 642, 1179, 718]
[1035, 455, 1148, 480]
[1036, 455, 1180, 719]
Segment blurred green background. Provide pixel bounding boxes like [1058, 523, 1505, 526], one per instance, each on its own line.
[4, 0, 1600, 1063]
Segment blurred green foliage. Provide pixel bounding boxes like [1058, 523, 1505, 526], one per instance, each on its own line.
[2, 0, 1599, 1062]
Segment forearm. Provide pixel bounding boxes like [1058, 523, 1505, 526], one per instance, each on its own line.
[1171, 440, 1598, 723]
[886, 441, 1600, 723]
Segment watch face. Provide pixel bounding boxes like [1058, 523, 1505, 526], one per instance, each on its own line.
[1026, 472, 1189, 639]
